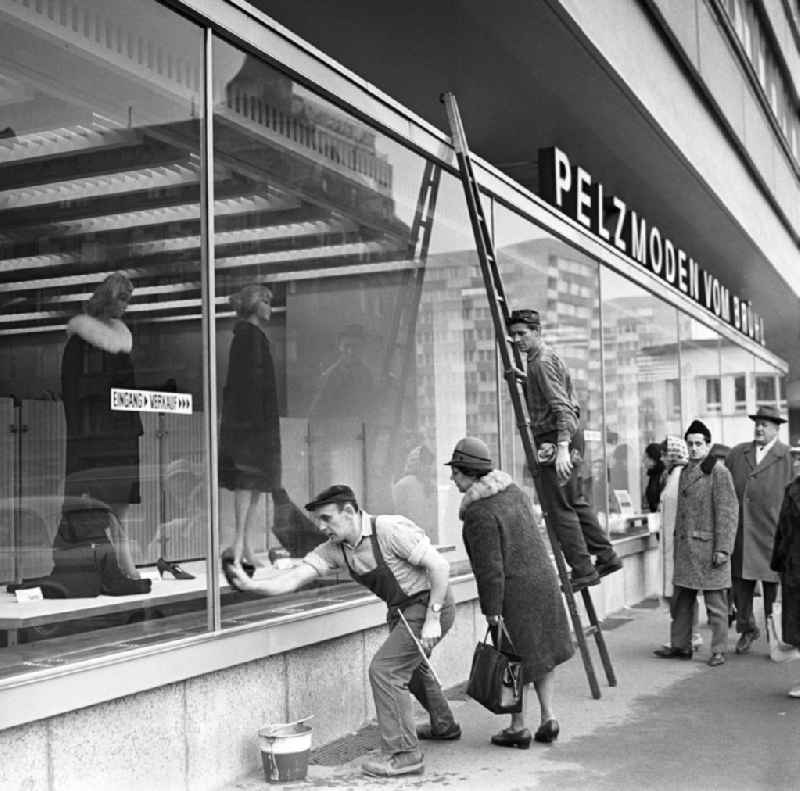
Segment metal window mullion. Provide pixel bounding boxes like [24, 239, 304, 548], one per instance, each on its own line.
[200, 25, 221, 633]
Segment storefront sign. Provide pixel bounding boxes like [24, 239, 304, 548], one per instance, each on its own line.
[539, 146, 765, 345]
[111, 388, 193, 414]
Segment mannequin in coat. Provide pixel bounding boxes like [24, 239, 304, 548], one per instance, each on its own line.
[219, 284, 281, 567]
[61, 272, 142, 579]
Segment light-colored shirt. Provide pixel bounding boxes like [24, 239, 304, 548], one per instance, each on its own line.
[303, 511, 432, 597]
[755, 436, 777, 466]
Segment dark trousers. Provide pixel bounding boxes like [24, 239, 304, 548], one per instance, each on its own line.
[368, 600, 457, 755]
[671, 586, 729, 654]
[536, 462, 615, 577]
[733, 577, 778, 635]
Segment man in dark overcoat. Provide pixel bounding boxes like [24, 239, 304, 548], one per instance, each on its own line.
[654, 420, 738, 666]
[725, 405, 793, 654]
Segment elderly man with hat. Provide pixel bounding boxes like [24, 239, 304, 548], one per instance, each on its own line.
[223, 484, 459, 778]
[725, 405, 794, 654]
[506, 308, 621, 589]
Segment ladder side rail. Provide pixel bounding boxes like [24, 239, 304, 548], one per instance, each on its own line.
[442, 91, 608, 698]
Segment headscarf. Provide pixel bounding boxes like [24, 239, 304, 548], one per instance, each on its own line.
[663, 435, 688, 471]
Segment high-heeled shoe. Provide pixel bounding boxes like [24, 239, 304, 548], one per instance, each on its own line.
[157, 557, 195, 580]
[533, 719, 559, 743]
[490, 727, 531, 749]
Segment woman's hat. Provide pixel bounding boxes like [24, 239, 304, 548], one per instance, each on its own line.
[445, 437, 493, 473]
[748, 405, 787, 424]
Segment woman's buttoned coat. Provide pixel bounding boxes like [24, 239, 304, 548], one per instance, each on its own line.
[460, 470, 574, 680]
[672, 460, 738, 591]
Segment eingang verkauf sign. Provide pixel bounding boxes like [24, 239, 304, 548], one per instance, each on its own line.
[538, 146, 765, 345]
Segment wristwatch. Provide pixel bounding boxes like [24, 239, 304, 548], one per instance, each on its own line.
[428, 602, 443, 613]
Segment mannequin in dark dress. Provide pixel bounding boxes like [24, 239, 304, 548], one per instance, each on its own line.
[219, 284, 281, 566]
[61, 272, 142, 579]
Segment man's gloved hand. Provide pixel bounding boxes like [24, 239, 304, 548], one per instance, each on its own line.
[712, 551, 728, 568]
[486, 614, 501, 626]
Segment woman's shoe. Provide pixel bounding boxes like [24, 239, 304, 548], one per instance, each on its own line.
[222, 547, 255, 578]
[534, 719, 560, 743]
[156, 558, 195, 580]
[490, 727, 531, 749]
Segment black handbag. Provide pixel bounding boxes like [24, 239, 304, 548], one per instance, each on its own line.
[466, 619, 524, 714]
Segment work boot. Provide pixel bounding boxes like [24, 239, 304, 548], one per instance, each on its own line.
[568, 568, 600, 592]
[362, 750, 424, 777]
[595, 554, 623, 577]
[653, 646, 692, 659]
[735, 627, 760, 654]
[417, 723, 461, 741]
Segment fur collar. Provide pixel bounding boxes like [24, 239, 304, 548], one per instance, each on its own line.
[459, 469, 513, 517]
[66, 314, 132, 354]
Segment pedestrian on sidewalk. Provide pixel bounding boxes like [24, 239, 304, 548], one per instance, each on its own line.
[654, 420, 738, 667]
[507, 308, 621, 591]
[447, 437, 574, 749]
[725, 405, 793, 655]
[224, 484, 459, 778]
[770, 446, 800, 696]
[658, 435, 702, 652]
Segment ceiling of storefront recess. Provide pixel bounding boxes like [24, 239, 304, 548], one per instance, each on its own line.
[252, 0, 800, 374]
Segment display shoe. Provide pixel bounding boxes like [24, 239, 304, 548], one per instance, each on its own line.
[156, 558, 195, 580]
[362, 751, 424, 777]
[735, 627, 760, 654]
[490, 727, 532, 749]
[221, 548, 255, 579]
[707, 652, 726, 667]
[417, 723, 462, 741]
[787, 685, 800, 698]
[534, 719, 559, 743]
[653, 646, 692, 659]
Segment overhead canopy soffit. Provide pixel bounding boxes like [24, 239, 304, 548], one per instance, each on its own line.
[251, 0, 800, 368]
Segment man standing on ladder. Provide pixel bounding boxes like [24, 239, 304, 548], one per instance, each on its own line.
[507, 309, 622, 590]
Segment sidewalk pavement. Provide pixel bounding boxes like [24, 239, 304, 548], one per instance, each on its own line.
[230, 599, 800, 791]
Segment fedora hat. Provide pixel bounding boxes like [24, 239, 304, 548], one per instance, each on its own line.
[748, 405, 787, 424]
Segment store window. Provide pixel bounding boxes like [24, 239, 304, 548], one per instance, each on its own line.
[734, 374, 747, 412]
[679, 317, 722, 442]
[493, 204, 603, 526]
[0, 0, 206, 673]
[210, 37, 479, 621]
[703, 377, 722, 414]
[600, 270, 679, 529]
[755, 373, 777, 407]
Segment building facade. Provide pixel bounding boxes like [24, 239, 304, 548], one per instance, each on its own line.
[0, 0, 797, 788]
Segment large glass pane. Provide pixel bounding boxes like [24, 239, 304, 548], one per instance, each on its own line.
[0, 0, 206, 675]
[494, 204, 604, 529]
[600, 270, 680, 534]
[211, 38, 479, 623]
[678, 318, 722, 445]
[719, 342, 756, 447]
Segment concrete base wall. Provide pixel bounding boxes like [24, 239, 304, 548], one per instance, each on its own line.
[1, 540, 661, 791]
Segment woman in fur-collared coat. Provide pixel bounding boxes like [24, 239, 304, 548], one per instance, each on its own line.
[447, 437, 574, 749]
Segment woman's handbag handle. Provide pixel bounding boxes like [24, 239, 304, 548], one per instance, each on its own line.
[485, 616, 517, 654]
